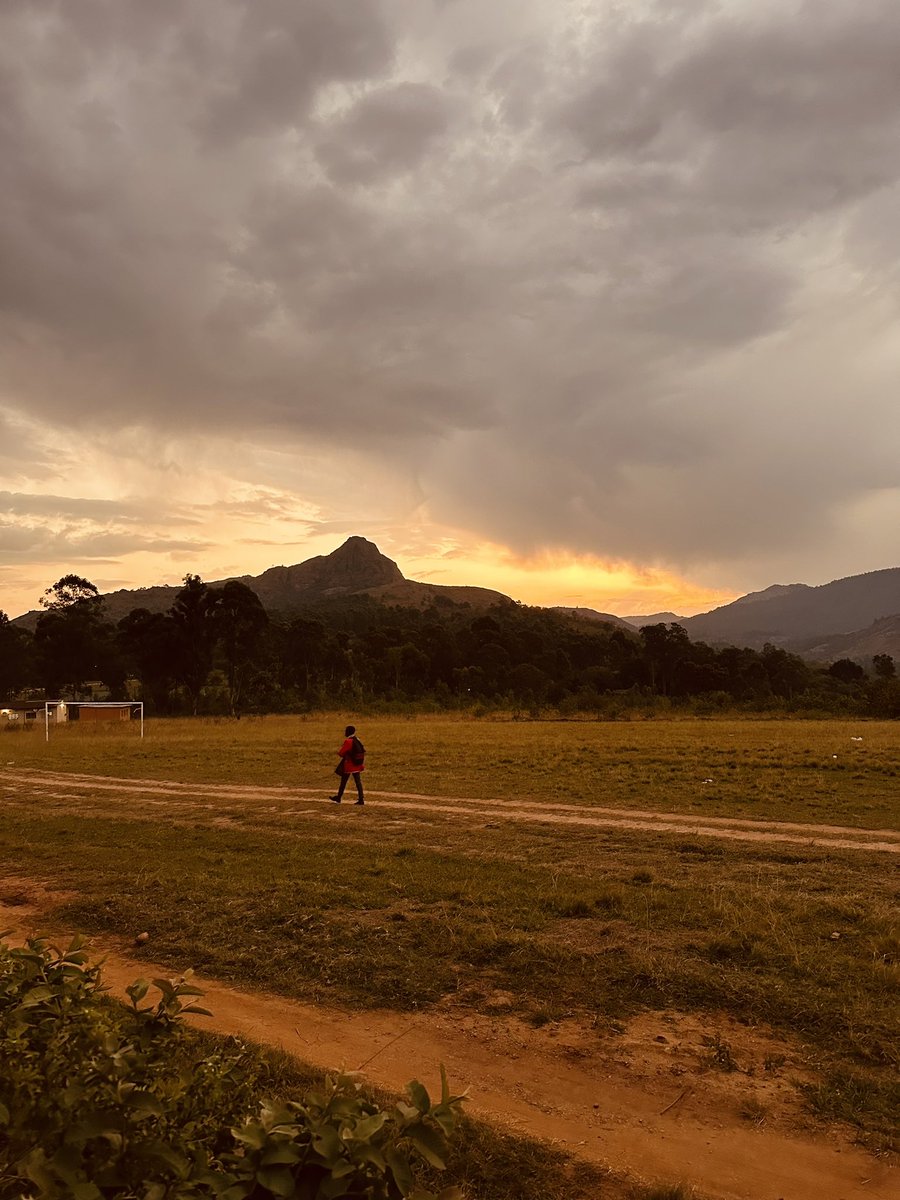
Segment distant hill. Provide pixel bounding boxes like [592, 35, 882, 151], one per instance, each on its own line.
[621, 611, 685, 628]
[787, 614, 900, 664]
[12, 537, 513, 628]
[550, 606, 635, 631]
[680, 569, 900, 649]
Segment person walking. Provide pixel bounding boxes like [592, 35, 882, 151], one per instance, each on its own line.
[330, 724, 365, 805]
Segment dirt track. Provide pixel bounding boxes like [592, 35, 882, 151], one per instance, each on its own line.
[1, 768, 898, 1199]
[5, 767, 900, 853]
[1, 892, 895, 1200]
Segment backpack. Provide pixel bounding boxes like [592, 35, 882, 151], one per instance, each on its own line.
[350, 736, 366, 766]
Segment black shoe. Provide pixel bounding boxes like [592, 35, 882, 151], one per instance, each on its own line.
[330, 796, 342, 803]
[354, 799, 364, 806]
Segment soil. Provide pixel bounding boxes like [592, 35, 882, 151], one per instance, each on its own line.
[1, 877, 896, 1200]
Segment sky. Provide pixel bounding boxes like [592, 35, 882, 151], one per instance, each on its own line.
[3, 0, 900, 621]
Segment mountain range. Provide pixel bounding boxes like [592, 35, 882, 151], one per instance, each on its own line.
[674, 569, 900, 660]
[12, 538, 900, 663]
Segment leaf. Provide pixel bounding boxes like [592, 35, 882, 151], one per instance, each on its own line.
[260, 1142, 303, 1166]
[318, 1175, 354, 1200]
[136, 1138, 190, 1173]
[407, 1081, 431, 1115]
[73, 1110, 124, 1140]
[385, 1146, 414, 1196]
[126, 1091, 164, 1118]
[71, 1183, 104, 1200]
[126, 978, 150, 1003]
[351, 1112, 387, 1141]
[256, 1165, 296, 1197]
[311, 1123, 343, 1162]
[181, 1004, 213, 1017]
[232, 1123, 267, 1151]
[220, 1184, 255, 1200]
[406, 1124, 447, 1170]
[18, 984, 55, 1007]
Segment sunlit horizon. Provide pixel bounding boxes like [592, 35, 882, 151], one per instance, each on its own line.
[3, 527, 737, 623]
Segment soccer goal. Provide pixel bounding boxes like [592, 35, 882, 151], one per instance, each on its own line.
[43, 701, 144, 741]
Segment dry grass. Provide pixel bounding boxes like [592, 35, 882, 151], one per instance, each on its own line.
[3, 712, 899, 826]
[0, 714, 898, 1150]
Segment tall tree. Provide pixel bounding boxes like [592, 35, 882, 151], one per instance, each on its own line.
[0, 612, 33, 700]
[760, 644, 811, 700]
[212, 581, 269, 716]
[33, 576, 115, 697]
[640, 623, 691, 696]
[169, 575, 219, 715]
[40, 575, 102, 612]
[828, 658, 865, 685]
[117, 609, 181, 712]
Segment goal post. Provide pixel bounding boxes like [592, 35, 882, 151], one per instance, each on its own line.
[43, 701, 144, 742]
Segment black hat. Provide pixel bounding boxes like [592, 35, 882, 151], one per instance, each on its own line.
[345, 725, 356, 736]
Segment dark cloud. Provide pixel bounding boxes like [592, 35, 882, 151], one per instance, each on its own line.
[1, 0, 900, 584]
[0, 491, 192, 525]
[199, 0, 395, 144]
[0, 521, 210, 562]
[315, 83, 456, 184]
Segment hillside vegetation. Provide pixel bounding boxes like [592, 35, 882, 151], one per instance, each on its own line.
[3, 575, 900, 720]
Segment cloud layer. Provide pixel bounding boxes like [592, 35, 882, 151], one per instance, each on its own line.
[3, 0, 900, 611]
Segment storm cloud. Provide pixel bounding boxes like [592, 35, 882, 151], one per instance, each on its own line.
[2, 0, 900, 595]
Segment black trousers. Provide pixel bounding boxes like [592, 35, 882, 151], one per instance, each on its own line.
[336, 771, 364, 801]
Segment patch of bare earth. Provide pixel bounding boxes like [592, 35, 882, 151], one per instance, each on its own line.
[1, 891, 894, 1200]
[4, 768, 900, 853]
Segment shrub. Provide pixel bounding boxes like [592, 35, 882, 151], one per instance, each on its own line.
[0, 934, 464, 1199]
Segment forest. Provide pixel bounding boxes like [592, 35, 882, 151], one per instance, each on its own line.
[2, 573, 899, 719]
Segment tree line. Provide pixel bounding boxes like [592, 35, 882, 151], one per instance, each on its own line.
[2, 573, 899, 718]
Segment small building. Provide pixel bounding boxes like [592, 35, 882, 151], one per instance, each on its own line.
[2, 702, 65, 725]
[76, 704, 131, 723]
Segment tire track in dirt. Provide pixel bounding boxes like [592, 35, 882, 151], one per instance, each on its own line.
[4, 768, 899, 854]
[0, 895, 895, 1200]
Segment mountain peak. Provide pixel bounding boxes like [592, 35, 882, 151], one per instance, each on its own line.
[326, 536, 404, 581]
[275, 536, 404, 595]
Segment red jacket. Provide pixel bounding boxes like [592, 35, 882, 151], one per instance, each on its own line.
[338, 736, 364, 774]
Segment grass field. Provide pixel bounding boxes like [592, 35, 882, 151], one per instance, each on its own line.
[4, 712, 899, 826]
[1, 714, 898, 1164]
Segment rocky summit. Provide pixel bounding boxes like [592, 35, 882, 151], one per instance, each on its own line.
[241, 536, 405, 606]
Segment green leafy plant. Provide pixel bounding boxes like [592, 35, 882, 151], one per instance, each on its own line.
[0, 934, 465, 1199]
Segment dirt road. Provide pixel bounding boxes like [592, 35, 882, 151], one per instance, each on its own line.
[5, 767, 900, 853]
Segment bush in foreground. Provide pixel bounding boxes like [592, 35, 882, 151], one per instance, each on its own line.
[0, 935, 464, 1199]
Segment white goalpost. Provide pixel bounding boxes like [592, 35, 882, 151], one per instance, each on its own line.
[43, 701, 144, 742]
